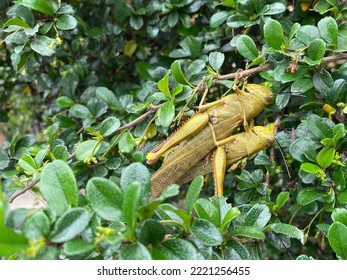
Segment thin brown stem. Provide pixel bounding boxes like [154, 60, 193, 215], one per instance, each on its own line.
[7, 179, 40, 203]
[217, 64, 271, 80]
[217, 52, 347, 81]
[114, 104, 163, 134]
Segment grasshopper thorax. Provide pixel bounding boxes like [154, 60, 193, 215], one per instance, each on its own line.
[244, 84, 273, 106]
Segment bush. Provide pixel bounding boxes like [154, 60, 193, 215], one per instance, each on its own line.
[1, 0, 347, 260]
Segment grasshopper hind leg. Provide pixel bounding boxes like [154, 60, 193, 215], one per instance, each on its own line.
[213, 146, 227, 196]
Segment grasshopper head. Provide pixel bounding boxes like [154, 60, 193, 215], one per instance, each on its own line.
[253, 125, 275, 146]
[245, 84, 273, 106]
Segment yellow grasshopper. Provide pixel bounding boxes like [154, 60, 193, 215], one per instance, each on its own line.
[147, 84, 273, 198]
[175, 125, 275, 195]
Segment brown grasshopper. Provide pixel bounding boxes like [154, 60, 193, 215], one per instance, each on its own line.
[147, 84, 273, 198]
[175, 125, 275, 194]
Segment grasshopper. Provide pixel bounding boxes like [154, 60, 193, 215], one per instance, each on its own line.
[175, 125, 275, 195]
[147, 84, 273, 198]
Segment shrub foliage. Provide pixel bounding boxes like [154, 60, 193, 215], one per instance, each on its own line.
[1, 0, 347, 260]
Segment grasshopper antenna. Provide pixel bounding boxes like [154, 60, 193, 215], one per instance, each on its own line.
[274, 137, 292, 179]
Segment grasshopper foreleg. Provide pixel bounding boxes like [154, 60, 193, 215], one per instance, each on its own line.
[146, 113, 210, 164]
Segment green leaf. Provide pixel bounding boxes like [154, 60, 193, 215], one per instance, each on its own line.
[236, 35, 258, 61]
[155, 204, 184, 225]
[333, 166, 346, 192]
[157, 72, 171, 97]
[19, 0, 58, 16]
[328, 222, 347, 259]
[31, 36, 55, 56]
[318, 16, 338, 46]
[100, 116, 120, 137]
[3, 18, 30, 28]
[273, 64, 309, 83]
[52, 145, 69, 162]
[118, 131, 136, 153]
[221, 207, 240, 230]
[138, 185, 180, 219]
[316, 147, 335, 169]
[171, 84, 183, 97]
[262, 2, 286, 15]
[56, 14, 78, 30]
[75, 140, 101, 161]
[23, 211, 50, 239]
[296, 25, 320, 45]
[152, 239, 199, 260]
[167, 11, 178, 28]
[18, 153, 37, 173]
[291, 78, 313, 94]
[86, 177, 123, 221]
[267, 223, 304, 244]
[194, 198, 219, 227]
[300, 162, 321, 174]
[227, 14, 251, 28]
[129, 16, 143, 30]
[297, 187, 326, 206]
[136, 62, 155, 80]
[15, 4, 35, 26]
[244, 204, 271, 229]
[231, 225, 265, 240]
[137, 219, 165, 246]
[123, 182, 141, 231]
[0, 226, 29, 256]
[69, 104, 91, 119]
[224, 239, 250, 260]
[306, 114, 334, 140]
[157, 101, 175, 128]
[332, 208, 347, 226]
[208, 51, 225, 72]
[296, 254, 315, 260]
[40, 160, 78, 216]
[0, 193, 6, 227]
[332, 124, 345, 147]
[276, 93, 290, 110]
[189, 219, 223, 246]
[120, 242, 152, 260]
[289, 138, 317, 162]
[56, 96, 76, 107]
[96, 87, 121, 109]
[337, 189, 347, 204]
[120, 162, 151, 204]
[313, 70, 334, 99]
[185, 175, 204, 214]
[171, 61, 193, 87]
[63, 239, 94, 256]
[209, 11, 230, 28]
[50, 208, 90, 243]
[317, 223, 330, 237]
[306, 39, 326, 61]
[124, 40, 137, 57]
[254, 154, 272, 165]
[264, 19, 284, 50]
[275, 191, 290, 209]
[0, 149, 10, 170]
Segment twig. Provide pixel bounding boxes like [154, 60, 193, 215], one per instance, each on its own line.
[7, 179, 40, 203]
[266, 115, 282, 186]
[217, 64, 271, 80]
[113, 103, 163, 134]
[216, 52, 347, 81]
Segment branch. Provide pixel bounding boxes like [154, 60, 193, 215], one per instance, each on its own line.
[216, 52, 347, 81]
[114, 103, 163, 134]
[6, 105, 164, 203]
[217, 64, 271, 80]
[7, 179, 40, 203]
